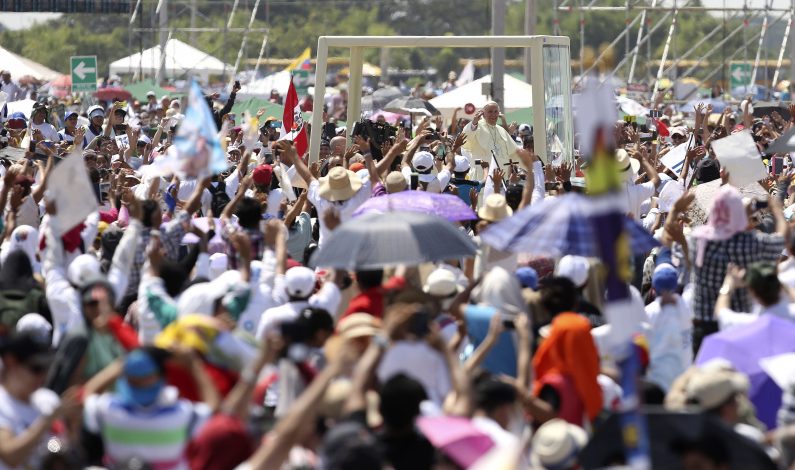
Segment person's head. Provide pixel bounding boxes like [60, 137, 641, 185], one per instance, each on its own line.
[692, 184, 748, 242]
[0, 71, 10, 83]
[555, 255, 590, 290]
[652, 263, 678, 295]
[117, 348, 167, 408]
[285, 266, 316, 301]
[529, 419, 588, 470]
[476, 194, 512, 232]
[80, 279, 116, 323]
[538, 276, 578, 317]
[384, 171, 407, 193]
[88, 105, 105, 127]
[227, 146, 241, 164]
[235, 196, 262, 230]
[355, 269, 383, 290]
[483, 101, 500, 126]
[329, 136, 347, 157]
[694, 158, 720, 184]
[252, 164, 273, 192]
[318, 167, 362, 202]
[670, 127, 688, 145]
[686, 369, 748, 425]
[515, 267, 538, 290]
[320, 139, 331, 159]
[673, 435, 731, 470]
[293, 307, 335, 348]
[379, 373, 427, 431]
[146, 91, 156, 103]
[320, 422, 383, 470]
[141, 199, 162, 228]
[327, 155, 343, 170]
[31, 104, 47, 124]
[745, 262, 780, 307]
[474, 376, 519, 430]
[64, 111, 78, 130]
[453, 155, 470, 178]
[0, 330, 52, 397]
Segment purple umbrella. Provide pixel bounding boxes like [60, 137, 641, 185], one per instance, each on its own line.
[352, 190, 477, 222]
[696, 315, 795, 429]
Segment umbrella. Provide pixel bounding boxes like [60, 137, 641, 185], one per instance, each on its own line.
[752, 100, 790, 121]
[384, 96, 441, 116]
[48, 74, 72, 99]
[696, 315, 795, 430]
[479, 193, 659, 258]
[309, 211, 477, 270]
[361, 86, 404, 112]
[767, 127, 795, 154]
[352, 191, 477, 222]
[416, 416, 495, 469]
[580, 407, 775, 470]
[94, 86, 132, 102]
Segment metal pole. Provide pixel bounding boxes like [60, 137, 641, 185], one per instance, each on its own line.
[310, 37, 329, 163]
[138, 0, 143, 80]
[577, 13, 641, 85]
[628, 0, 658, 85]
[662, 15, 742, 76]
[230, 0, 262, 85]
[579, 0, 585, 79]
[678, 17, 757, 81]
[772, 12, 792, 89]
[190, 0, 197, 45]
[791, 0, 795, 82]
[491, 0, 506, 109]
[157, 0, 168, 84]
[254, 33, 269, 76]
[749, 8, 770, 88]
[523, 0, 536, 82]
[553, 0, 560, 36]
[227, 0, 240, 28]
[346, 47, 364, 142]
[603, 11, 673, 83]
[651, 6, 678, 100]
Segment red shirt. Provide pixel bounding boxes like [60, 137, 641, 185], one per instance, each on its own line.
[342, 276, 406, 319]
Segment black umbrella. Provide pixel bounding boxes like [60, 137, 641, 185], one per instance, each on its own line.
[766, 127, 795, 154]
[384, 97, 441, 116]
[361, 86, 405, 112]
[752, 101, 790, 120]
[579, 407, 775, 470]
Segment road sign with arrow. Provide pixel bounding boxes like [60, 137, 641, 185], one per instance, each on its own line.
[730, 63, 752, 89]
[70, 56, 98, 93]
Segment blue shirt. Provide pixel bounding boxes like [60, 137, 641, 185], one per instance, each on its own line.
[464, 305, 517, 376]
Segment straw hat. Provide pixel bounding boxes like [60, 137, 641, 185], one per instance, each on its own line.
[616, 149, 640, 181]
[385, 171, 407, 193]
[324, 313, 383, 364]
[477, 194, 513, 222]
[318, 167, 362, 201]
[530, 419, 588, 470]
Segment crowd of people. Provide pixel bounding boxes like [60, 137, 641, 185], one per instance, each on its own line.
[1, 62, 795, 470]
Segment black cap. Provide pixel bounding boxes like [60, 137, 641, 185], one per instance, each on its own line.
[0, 330, 53, 368]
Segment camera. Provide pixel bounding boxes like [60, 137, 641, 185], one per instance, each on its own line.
[352, 119, 397, 160]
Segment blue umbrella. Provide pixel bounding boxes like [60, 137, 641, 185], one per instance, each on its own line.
[731, 84, 771, 100]
[479, 193, 659, 258]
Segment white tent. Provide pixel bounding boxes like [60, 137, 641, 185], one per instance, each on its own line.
[0, 46, 60, 81]
[430, 74, 532, 121]
[238, 70, 292, 98]
[109, 39, 231, 82]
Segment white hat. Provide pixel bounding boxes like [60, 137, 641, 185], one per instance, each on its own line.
[670, 126, 687, 137]
[555, 255, 590, 288]
[318, 167, 363, 202]
[208, 253, 228, 280]
[530, 419, 588, 470]
[686, 369, 749, 410]
[146, 90, 156, 98]
[137, 134, 152, 145]
[15, 313, 52, 342]
[285, 266, 316, 298]
[453, 155, 470, 173]
[423, 268, 462, 298]
[88, 105, 104, 118]
[477, 194, 513, 222]
[412, 150, 434, 172]
[177, 280, 231, 316]
[517, 123, 532, 135]
[615, 149, 640, 181]
[67, 254, 102, 287]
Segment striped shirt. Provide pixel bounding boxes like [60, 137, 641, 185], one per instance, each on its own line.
[83, 386, 210, 470]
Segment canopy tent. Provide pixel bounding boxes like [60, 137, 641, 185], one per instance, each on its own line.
[108, 39, 231, 82]
[238, 70, 294, 98]
[124, 80, 184, 102]
[231, 97, 311, 123]
[430, 74, 532, 121]
[0, 46, 60, 81]
[340, 62, 382, 77]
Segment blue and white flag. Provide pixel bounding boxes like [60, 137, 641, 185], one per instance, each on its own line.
[144, 80, 226, 179]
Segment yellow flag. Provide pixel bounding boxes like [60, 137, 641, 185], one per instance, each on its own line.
[284, 47, 311, 72]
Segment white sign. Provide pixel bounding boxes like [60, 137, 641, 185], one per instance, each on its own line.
[48, 150, 98, 231]
[710, 130, 767, 188]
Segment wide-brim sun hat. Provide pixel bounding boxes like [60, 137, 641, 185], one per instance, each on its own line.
[318, 166, 362, 202]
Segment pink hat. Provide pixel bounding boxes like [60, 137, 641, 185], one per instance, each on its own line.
[691, 184, 748, 266]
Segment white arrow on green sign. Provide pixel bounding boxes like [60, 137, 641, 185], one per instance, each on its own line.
[730, 63, 752, 89]
[71, 56, 98, 93]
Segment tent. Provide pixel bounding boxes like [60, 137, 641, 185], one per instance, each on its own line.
[430, 74, 532, 121]
[0, 46, 60, 81]
[125, 80, 184, 102]
[238, 70, 293, 98]
[108, 39, 231, 82]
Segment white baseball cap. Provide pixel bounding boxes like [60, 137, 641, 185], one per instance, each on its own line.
[285, 266, 316, 298]
[555, 255, 590, 288]
[88, 105, 105, 118]
[67, 254, 102, 287]
[453, 155, 470, 173]
[412, 151, 434, 172]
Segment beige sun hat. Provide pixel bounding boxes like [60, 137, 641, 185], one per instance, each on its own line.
[385, 170, 408, 193]
[616, 148, 640, 181]
[477, 194, 513, 222]
[530, 418, 588, 470]
[318, 166, 362, 201]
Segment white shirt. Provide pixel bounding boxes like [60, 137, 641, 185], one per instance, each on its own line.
[401, 166, 451, 194]
[306, 177, 371, 246]
[644, 295, 693, 392]
[622, 180, 656, 221]
[30, 122, 59, 142]
[377, 340, 452, 406]
[718, 298, 795, 330]
[0, 81, 22, 101]
[255, 280, 341, 340]
[224, 171, 284, 217]
[0, 387, 60, 470]
[176, 178, 212, 216]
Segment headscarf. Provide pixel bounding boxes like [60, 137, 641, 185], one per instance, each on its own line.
[473, 266, 528, 315]
[1, 225, 40, 273]
[690, 185, 748, 267]
[533, 312, 602, 421]
[0, 249, 36, 292]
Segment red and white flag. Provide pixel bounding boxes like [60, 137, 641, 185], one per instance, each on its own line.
[280, 75, 309, 158]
